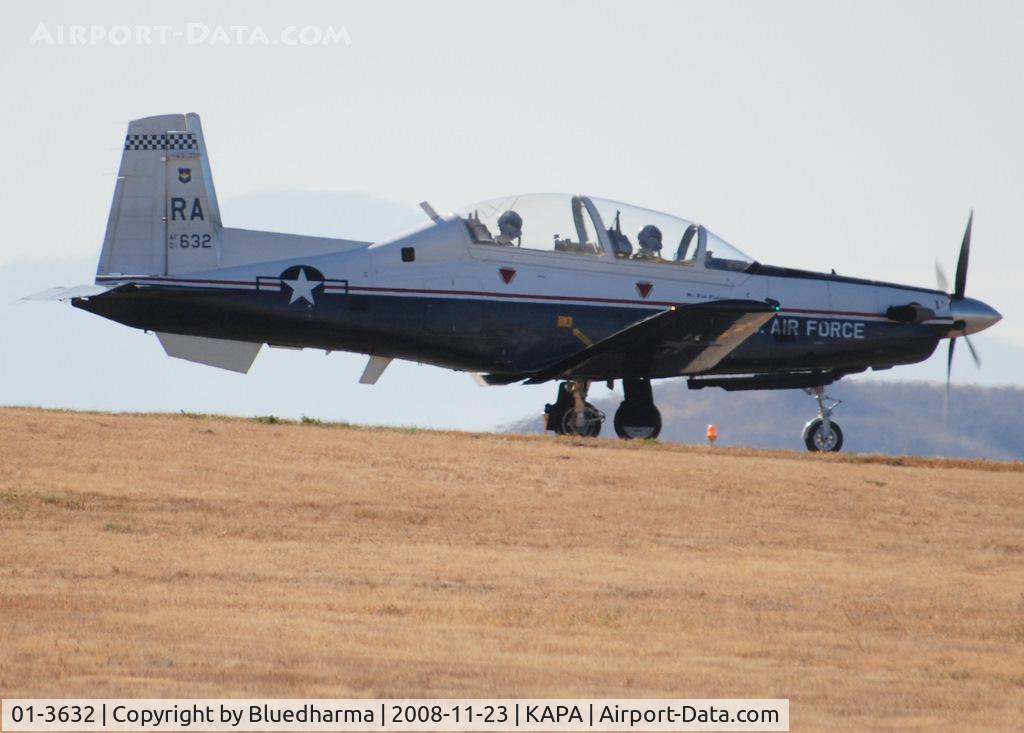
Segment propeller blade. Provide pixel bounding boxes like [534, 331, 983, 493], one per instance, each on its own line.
[954, 210, 973, 299]
[947, 337, 956, 383]
[935, 261, 949, 293]
[944, 337, 955, 425]
[963, 335, 982, 369]
[942, 212, 981, 427]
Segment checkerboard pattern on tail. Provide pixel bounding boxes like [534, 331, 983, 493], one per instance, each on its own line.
[124, 131, 198, 151]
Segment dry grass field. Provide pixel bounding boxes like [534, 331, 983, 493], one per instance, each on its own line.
[0, 407, 1022, 731]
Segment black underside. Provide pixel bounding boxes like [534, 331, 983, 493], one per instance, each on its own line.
[74, 284, 941, 385]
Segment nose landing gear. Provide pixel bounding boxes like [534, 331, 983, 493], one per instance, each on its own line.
[802, 387, 843, 452]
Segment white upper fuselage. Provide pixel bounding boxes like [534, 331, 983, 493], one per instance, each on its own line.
[100, 212, 956, 335]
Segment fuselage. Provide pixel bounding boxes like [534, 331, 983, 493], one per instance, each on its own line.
[79, 215, 961, 382]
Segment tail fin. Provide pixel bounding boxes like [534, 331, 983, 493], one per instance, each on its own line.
[97, 113, 222, 278]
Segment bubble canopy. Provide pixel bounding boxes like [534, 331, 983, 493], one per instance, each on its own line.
[455, 193, 753, 271]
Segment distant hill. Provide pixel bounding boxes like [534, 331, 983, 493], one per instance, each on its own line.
[508, 379, 1024, 460]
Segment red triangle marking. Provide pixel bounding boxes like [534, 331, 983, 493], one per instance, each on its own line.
[499, 268, 517, 284]
[636, 281, 653, 299]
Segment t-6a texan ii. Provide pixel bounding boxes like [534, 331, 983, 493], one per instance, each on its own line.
[34, 113, 1002, 451]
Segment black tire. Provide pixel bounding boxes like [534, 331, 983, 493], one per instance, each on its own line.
[559, 402, 603, 437]
[613, 400, 662, 439]
[803, 418, 843, 452]
[545, 383, 577, 434]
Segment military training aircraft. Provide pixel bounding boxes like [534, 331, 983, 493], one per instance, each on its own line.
[33, 113, 1002, 451]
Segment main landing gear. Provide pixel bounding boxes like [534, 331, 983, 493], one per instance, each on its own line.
[544, 380, 604, 437]
[613, 378, 662, 439]
[544, 378, 662, 440]
[802, 386, 844, 452]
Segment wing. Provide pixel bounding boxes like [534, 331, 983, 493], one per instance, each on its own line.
[522, 299, 777, 384]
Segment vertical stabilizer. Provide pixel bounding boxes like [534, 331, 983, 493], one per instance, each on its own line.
[96, 113, 222, 277]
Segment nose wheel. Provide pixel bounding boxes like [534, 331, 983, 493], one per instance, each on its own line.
[802, 387, 843, 452]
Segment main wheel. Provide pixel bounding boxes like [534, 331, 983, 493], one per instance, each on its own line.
[613, 400, 662, 439]
[559, 402, 603, 437]
[802, 418, 844, 452]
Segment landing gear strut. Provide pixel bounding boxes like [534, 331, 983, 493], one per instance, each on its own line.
[544, 379, 662, 440]
[613, 378, 662, 439]
[802, 387, 843, 452]
[544, 380, 604, 437]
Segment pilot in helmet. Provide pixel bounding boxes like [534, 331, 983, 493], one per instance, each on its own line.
[494, 210, 523, 246]
[636, 224, 663, 259]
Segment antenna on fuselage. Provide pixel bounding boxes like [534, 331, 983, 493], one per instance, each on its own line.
[419, 201, 442, 223]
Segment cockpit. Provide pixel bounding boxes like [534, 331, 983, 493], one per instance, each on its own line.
[457, 193, 753, 272]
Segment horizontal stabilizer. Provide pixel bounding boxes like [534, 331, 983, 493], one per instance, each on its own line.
[156, 332, 262, 373]
[20, 284, 111, 302]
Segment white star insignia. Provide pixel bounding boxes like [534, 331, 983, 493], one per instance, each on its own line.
[282, 268, 319, 305]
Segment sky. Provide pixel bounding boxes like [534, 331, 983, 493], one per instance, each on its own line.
[1, 1, 1022, 429]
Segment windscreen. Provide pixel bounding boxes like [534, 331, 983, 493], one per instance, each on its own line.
[590, 197, 753, 270]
